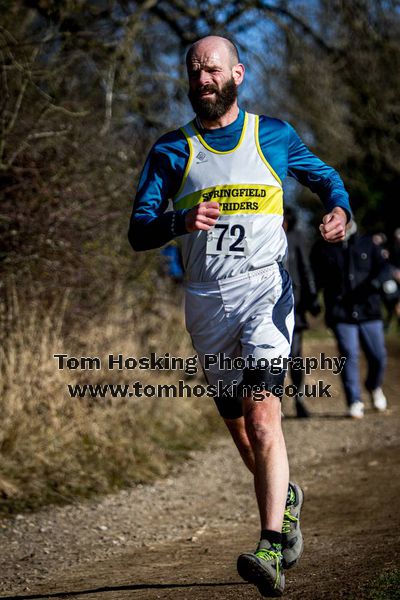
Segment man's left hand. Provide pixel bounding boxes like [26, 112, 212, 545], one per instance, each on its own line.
[319, 207, 347, 243]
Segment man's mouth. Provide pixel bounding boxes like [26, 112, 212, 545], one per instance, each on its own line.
[198, 88, 217, 98]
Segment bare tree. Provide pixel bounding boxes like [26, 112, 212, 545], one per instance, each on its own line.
[1, 0, 398, 328]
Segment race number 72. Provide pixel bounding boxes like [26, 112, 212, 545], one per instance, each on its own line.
[206, 222, 249, 255]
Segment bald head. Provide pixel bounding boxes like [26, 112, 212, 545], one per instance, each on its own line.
[186, 35, 244, 124]
[186, 36, 240, 68]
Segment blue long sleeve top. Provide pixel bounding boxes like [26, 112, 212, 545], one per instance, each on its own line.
[129, 109, 351, 251]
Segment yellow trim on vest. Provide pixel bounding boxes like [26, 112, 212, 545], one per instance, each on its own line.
[174, 127, 194, 199]
[254, 115, 282, 186]
[174, 183, 283, 215]
[191, 112, 249, 155]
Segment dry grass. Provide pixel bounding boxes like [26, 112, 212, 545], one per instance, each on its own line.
[0, 284, 222, 515]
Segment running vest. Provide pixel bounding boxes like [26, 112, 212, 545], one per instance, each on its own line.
[173, 112, 287, 282]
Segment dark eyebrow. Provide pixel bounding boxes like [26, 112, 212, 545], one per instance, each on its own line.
[188, 63, 222, 72]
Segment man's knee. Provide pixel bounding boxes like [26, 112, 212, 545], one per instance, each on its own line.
[244, 395, 282, 446]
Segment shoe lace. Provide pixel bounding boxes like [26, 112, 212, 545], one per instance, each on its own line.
[255, 548, 282, 589]
[282, 507, 298, 534]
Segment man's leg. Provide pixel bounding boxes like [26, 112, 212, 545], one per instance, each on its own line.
[224, 415, 255, 473]
[223, 408, 303, 567]
[236, 265, 304, 594]
[222, 396, 289, 530]
[242, 392, 288, 531]
[237, 265, 292, 533]
[236, 390, 290, 597]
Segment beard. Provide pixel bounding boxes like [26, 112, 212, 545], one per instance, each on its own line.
[188, 77, 237, 121]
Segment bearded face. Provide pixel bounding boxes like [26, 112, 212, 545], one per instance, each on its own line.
[188, 76, 238, 121]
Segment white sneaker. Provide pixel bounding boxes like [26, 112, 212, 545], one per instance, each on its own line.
[371, 388, 387, 411]
[348, 401, 364, 419]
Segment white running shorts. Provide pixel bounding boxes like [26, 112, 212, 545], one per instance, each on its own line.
[184, 263, 294, 397]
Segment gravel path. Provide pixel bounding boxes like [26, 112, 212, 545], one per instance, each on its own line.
[1, 338, 399, 598]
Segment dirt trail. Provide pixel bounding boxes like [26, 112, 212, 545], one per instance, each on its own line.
[1, 339, 399, 599]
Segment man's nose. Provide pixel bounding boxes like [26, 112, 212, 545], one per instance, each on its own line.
[197, 70, 212, 87]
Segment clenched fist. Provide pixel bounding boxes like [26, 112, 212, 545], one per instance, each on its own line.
[185, 201, 220, 232]
[319, 207, 347, 243]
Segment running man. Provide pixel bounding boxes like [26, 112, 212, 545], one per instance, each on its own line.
[129, 36, 350, 597]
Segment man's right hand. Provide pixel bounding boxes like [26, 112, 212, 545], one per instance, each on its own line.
[185, 201, 220, 232]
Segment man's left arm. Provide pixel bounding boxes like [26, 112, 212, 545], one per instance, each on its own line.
[287, 123, 350, 243]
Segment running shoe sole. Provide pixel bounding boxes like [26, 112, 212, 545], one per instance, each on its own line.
[237, 553, 285, 597]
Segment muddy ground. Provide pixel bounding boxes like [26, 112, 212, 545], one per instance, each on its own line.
[0, 337, 399, 599]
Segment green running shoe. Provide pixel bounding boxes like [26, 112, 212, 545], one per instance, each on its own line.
[282, 482, 304, 569]
[237, 539, 285, 597]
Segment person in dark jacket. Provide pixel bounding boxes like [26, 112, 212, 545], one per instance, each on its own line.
[284, 208, 321, 418]
[311, 221, 389, 418]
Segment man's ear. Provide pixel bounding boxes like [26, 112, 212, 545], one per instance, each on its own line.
[232, 63, 245, 86]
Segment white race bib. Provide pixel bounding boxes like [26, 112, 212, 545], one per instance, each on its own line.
[206, 220, 252, 256]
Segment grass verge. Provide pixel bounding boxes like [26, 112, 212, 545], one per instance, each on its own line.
[0, 285, 223, 515]
[365, 571, 400, 600]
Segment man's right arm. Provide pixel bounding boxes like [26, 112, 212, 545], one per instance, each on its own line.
[128, 132, 189, 252]
[128, 131, 220, 251]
